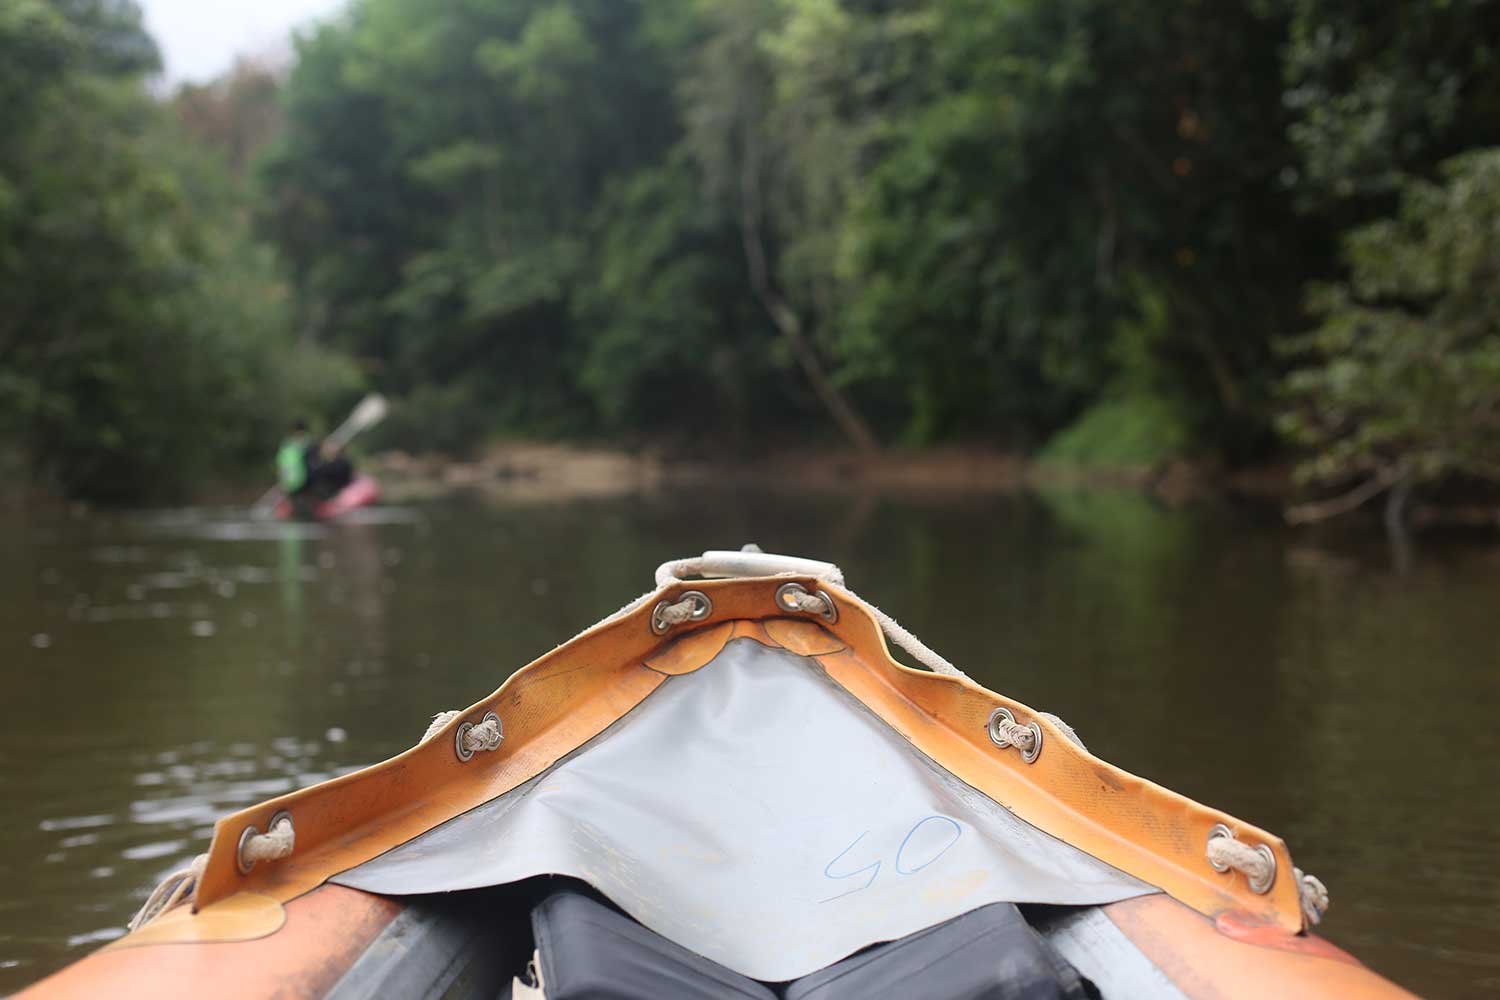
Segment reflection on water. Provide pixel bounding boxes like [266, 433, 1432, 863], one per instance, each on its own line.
[2, 492, 1497, 995]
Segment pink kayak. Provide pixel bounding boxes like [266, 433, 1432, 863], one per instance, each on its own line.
[274, 474, 381, 521]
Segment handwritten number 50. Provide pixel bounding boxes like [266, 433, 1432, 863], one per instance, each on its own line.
[819, 815, 962, 902]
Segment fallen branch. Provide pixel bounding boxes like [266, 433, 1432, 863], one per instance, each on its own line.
[1284, 466, 1403, 525]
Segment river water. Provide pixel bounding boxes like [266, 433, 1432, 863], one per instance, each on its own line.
[2, 490, 1496, 996]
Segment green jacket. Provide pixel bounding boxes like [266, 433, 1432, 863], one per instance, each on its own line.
[277, 439, 308, 493]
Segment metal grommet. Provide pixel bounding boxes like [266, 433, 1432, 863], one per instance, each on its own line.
[454, 711, 501, 762]
[454, 721, 476, 761]
[774, 582, 838, 624]
[1247, 844, 1277, 894]
[236, 824, 261, 875]
[651, 590, 713, 635]
[774, 582, 804, 613]
[1206, 823, 1276, 893]
[237, 809, 292, 874]
[987, 706, 1015, 747]
[1206, 823, 1234, 872]
[986, 707, 1042, 763]
[1021, 722, 1043, 764]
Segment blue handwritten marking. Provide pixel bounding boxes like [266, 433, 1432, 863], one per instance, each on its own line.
[817, 816, 963, 902]
[894, 815, 962, 875]
[818, 831, 881, 903]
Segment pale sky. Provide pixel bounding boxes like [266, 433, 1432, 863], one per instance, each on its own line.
[138, 0, 349, 83]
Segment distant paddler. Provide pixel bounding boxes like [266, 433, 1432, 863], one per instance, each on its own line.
[277, 418, 354, 503]
[252, 394, 388, 519]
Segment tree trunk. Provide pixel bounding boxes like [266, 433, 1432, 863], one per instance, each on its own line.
[1383, 474, 1414, 573]
[736, 126, 879, 456]
[1383, 474, 1413, 535]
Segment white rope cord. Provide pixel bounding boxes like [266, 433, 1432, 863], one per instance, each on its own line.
[420, 711, 502, 754]
[423, 710, 461, 743]
[1208, 830, 1330, 925]
[241, 816, 295, 866]
[552, 588, 661, 651]
[655, 595, 706, 628]
[800, 582, 965, 677]
[1206, 834, 1273, 886]
[783, 589, 831, 615]
[865, 605, 965, 678]
[127, 853, 207, 931]
[654, 551, 846, 589]
[461, 717, 502, 754]
[1296, 867, 1331, 926]
[1039, 711, 1086, 751]
[656, 550, 968, 679]
[129, 817, 295, 931]
[990, 714, 1039, 752]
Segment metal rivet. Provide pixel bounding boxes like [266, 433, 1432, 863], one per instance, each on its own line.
[986, 706, 1042, 764]
[651, 590, 712, 635]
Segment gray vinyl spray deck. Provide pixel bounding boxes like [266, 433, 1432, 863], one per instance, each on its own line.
[335, 638, 1157, 981]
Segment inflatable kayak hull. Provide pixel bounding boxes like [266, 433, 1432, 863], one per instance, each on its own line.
[274, 475, 380, 521]
[19, 551, 1415, 999]
[22, 882, 1409, 1000]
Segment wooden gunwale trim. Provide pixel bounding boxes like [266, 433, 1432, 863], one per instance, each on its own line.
[143, 575, 1302, 948]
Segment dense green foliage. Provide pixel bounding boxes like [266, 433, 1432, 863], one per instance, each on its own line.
[261, 0, 1500, 478]
[5, 0, 1500, 512]
[1279, 150, 1500, 511]
[259, 0, 1315, 454]
[0, 0, 355, 500]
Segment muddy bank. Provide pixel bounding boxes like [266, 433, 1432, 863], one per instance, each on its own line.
[365, 442, 1290, 507]
[366, 442, 1500, 531]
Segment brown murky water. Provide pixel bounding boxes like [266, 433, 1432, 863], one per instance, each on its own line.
[3, 490, 1497, 996]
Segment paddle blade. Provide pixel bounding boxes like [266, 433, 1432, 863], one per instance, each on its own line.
[324, 394, 389, 451]
[347, 394, 388, 432]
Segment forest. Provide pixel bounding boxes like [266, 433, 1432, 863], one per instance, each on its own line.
[3, 0, 1499, 515]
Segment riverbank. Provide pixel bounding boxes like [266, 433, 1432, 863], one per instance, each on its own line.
[365, 441, 1288, 507]
[364, 441, 1500, 532]
[8, 438, 1496, 532]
